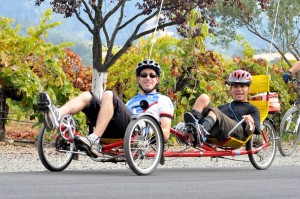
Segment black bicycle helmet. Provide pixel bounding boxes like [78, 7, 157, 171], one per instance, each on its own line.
[227, 69, 252, 86]
[135, 60, 161, 76]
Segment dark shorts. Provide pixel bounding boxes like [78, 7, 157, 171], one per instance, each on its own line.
[203, 105, 244, 141]
[82, 92, 133, 138]
[296, 94, 300, 109]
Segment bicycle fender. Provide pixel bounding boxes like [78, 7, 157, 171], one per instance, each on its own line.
[130, 113, 162, 132]
[130, 113, 165, 158]
[131, 113, 158, 122]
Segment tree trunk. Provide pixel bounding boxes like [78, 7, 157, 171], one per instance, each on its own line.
[91, 26, 108, 100]
[0, 90, 7, 140]
[92, 69, 108, 100]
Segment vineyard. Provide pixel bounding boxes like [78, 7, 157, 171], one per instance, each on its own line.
[0, 8, 296, 141]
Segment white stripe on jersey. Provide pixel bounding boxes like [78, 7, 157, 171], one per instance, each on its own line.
[126, 92, 174, 121]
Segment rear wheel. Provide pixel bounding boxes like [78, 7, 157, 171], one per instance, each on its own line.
[124, 115, 163, 175]
[278, 106, 300, 156]
[37, 125, 74, 171]
[247, 120, 276, 170]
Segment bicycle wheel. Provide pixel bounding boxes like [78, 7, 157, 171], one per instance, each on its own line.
[247, 120, 276, 170]
[37, 125, 74, 171]
[278, 106, 300, 156]
[124, 115, 164, 175]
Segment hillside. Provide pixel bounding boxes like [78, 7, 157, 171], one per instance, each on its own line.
[0, 0, 94, 65]
[0, 0, 269, 64]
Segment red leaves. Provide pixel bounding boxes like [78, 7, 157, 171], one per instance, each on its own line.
[5, 121, 39, 142]
[62, 48, 92, 91]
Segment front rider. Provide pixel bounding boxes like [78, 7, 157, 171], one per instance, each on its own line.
[184, 69, 260, 142]
[39, 60, 174, 158]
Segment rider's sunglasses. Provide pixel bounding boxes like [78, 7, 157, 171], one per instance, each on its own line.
[139, 73, 158, 78]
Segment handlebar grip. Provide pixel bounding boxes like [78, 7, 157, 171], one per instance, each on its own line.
[249, 123, 253, 131]
[228, 118, 245, 136]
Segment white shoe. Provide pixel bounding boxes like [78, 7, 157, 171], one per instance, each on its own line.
[76, 135, 102, 158]
[39, 92, 60, 129]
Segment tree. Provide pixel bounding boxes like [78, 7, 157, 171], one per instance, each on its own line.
[210, 0, 300, 67]
[35, 0, 267, 98]
[106, 29, 290, 126]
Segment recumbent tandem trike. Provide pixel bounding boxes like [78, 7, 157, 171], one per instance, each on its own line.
[37, 75, 277, 175]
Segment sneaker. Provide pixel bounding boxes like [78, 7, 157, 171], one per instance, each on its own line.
[184, 112, 210, 135]
[39, 92, 60, 129]
[184, 112, 198, 124]
[76, 135, 102, 158]
[184, 112, 209, 145]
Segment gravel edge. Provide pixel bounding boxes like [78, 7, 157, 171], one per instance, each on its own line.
[1, 142, 300, 173]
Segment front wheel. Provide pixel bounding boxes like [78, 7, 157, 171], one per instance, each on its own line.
[37, 125, 75, 171]
[278, 106, 300, 156]
[124, 115, 164, 175]
[247, 120, 276, 170]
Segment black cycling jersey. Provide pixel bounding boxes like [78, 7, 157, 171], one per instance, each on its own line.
[218, 101, 260, 134]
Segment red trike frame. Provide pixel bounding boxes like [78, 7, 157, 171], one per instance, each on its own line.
[100, 126, 269, 158]
[38, 113, 275, 176]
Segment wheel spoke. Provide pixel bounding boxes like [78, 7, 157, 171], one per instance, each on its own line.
[38, 125, 74, 171]
[124, 115, 163, 175]
[248, 120, 276, 170]
[279, 107, 300, 156]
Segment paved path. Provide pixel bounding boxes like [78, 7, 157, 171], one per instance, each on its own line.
[1, 166, 300, 199]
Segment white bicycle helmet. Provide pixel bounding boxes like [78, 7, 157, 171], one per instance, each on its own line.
[135, 60, 161, 76]
[227, 69, 252, 86]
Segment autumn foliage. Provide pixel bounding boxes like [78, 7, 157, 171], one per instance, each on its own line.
[62, 48, 92, 91]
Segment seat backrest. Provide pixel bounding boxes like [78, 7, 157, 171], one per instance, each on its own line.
[249, 75, 271, 124]
[249, 75, 270, 94]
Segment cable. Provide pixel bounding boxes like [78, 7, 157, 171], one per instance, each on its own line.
[148, 0, 164, 60]
[266, 0, 281, 74]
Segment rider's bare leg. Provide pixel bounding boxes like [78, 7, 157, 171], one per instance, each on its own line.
[192, 94, 217, 121]
[91, 90, 114, 138]
[192, 94, 216, 132]
[192, 94, 211, 112]
[58, 91, 93, 118]
[75, 90, 114, 158]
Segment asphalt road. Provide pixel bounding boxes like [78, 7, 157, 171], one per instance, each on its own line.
[1, 166, 300, 199]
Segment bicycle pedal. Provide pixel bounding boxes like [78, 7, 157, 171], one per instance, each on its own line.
[38, 104, 50, 112]
[80, 145, 98, 158]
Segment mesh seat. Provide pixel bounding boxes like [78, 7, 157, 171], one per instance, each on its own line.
[249, 75, 271, 124]
[207, 135, 252, 149]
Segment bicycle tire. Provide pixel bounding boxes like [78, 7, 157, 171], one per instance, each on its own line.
[37, 125, 74, 171]
[278, 106, 300, 156]
[247, 120, 276, 170]
[124, 115, 163, 176]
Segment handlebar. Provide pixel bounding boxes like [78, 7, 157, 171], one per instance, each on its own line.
[287, 78, 300, 92]
[228, 118, 253, 137]
[289, 78, 300, 84]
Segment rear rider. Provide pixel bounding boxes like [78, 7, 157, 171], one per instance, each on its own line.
[184, 70, 260, 142]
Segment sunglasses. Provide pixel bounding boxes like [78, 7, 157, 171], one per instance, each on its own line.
[139, 73, 158, 78]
